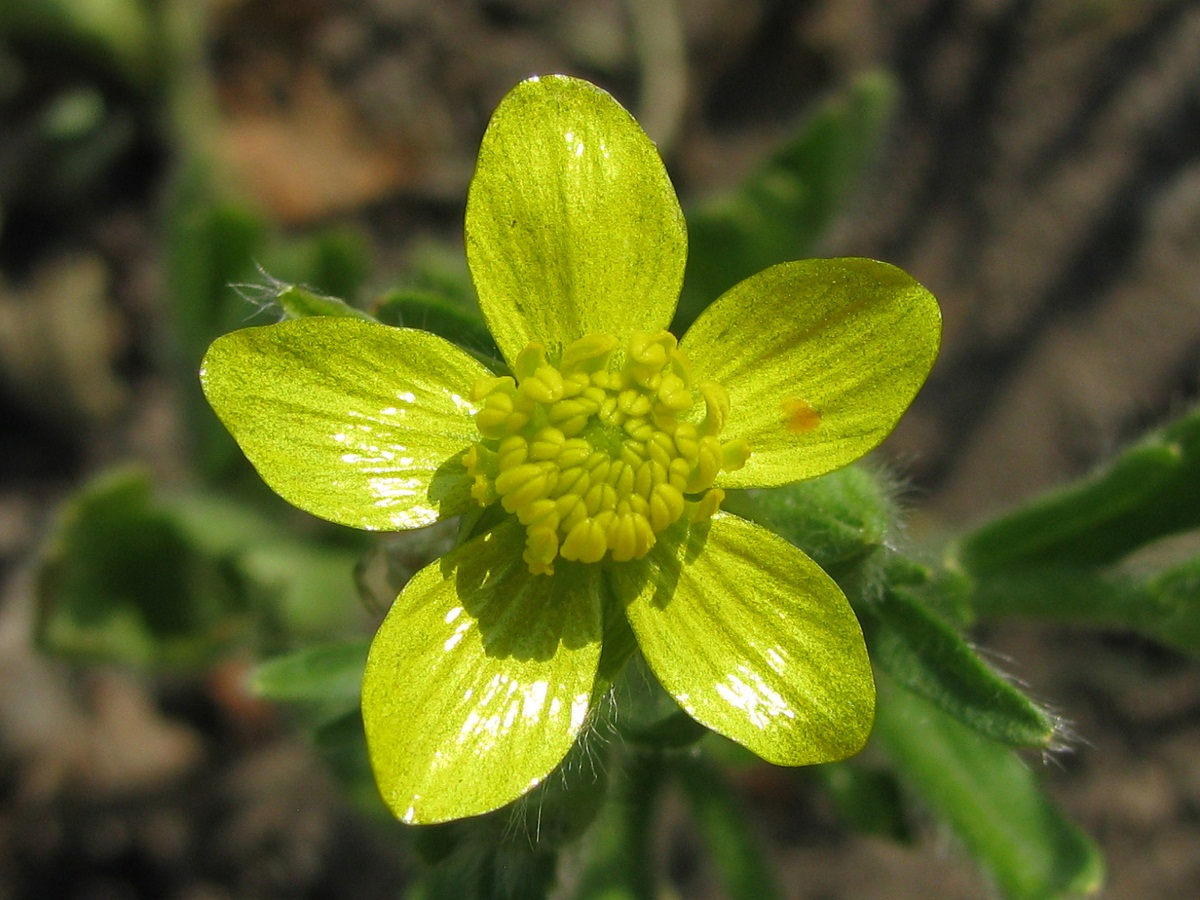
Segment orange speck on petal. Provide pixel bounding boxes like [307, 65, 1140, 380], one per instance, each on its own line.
[782, 398, 821, 434]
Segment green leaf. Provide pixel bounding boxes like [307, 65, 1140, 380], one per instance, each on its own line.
[575, 767, 660, 900]
[0, 0, 159, 85]
[970, 562, 1200, 655]
[465, 75, 686, 363]
[673, 756, 784, 900]
[681, 258, 941, 489]
[675, 71, 898, 331]
[861, 587, 1056, 747]
[166, 171, 270, 484]
[310, 709, 388, 815]
[813, 761, 912, 843]
[35, 468, 247, 667]
[159, 491, 366, 642]
[201, 317, 489, 531]
[373, 289, 502, 365]
[875, 679, 1104, 900]
[957, 407, 1200, 571]
[250, 640, 370, 703]
[240, 540, 362, 638]
[616, 511, 874, 766]
[362, 519, 604, 824]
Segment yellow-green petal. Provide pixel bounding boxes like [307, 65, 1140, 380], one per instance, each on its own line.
[615, 511, 874, 765]
[362, 520, 603, 823]
[201, 318, 487, 530]
[680, 258, 941, 488]
[465, 74, 687, 363]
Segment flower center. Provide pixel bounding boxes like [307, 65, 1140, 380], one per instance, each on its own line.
[463, 332, 750, 575]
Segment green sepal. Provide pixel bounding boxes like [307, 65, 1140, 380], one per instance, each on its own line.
[610, 652, 708, 750]
[465, 75, 686, 363]
[362, 519, 604, 824]
[616, 511, 874, 766]
[875, 678, 1104, 900]
[861, 587, 1057, 747]
[681, 258, 941, 489]
[591, 589, 639, 701]
[675, 71, 898, 331]
[372, 288, 502, 367]
[957, 405, 1200, 572]
[276, 284, 374, 320]
[813, 761, 912, 843]
[201, 317, 488, 531]
[725, 463, 896, 595]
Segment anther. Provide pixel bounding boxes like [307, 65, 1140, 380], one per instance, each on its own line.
[466, 331, 751, 573]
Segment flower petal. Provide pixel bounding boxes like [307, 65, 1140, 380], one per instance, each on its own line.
[362, 520, 604, 823]
[465, 74, 686, 363]
[616, 511, 874, 765]
[680, 258, 941, 488]
[201, 318, 487, 530]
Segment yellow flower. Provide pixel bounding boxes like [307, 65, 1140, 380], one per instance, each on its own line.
[201, 75, 941, 823]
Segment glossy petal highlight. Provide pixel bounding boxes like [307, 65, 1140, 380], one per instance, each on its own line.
[466, 75, 687, 363]
[362, 520, 604, 823]
[616, 511, 874, 765]
[681, 258, 941, 488]
[201, 318, 487, 530]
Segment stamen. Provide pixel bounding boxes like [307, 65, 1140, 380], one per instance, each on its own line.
[464, 331, 749, 574]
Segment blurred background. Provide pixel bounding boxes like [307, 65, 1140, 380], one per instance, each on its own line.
[1, 0, 1198, 897]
